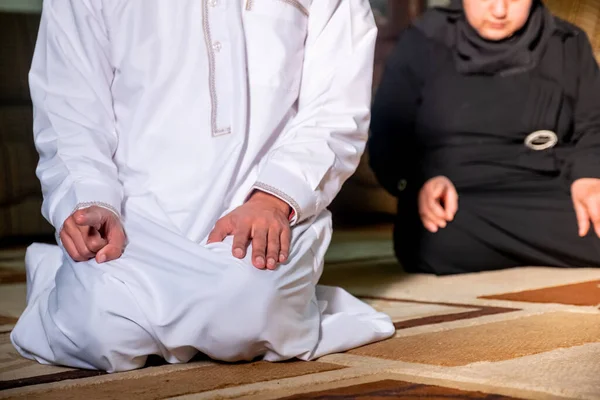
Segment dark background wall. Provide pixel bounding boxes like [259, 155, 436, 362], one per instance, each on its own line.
[0, 11, 50, 241]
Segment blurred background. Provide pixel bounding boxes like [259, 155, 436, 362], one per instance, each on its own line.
[0, 0, 598, 244]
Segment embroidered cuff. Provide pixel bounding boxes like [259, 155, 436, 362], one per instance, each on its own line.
[252, 167, 318, 225]
[74, 202, 121, 218]
[52, 180, 123, 234]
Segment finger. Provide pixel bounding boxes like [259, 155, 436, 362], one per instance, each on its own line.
[251, 227, 268, 269]
[207, 219, 230, 245]
[422, 201, 447, 228]
[419, 193, 446, 228]
[265, 225, 281, 270]
[96, 244, 123, 264]
[443, 185, 459, 221]
[427, 185, 448, 221]
[74, 207, 104, 229]
[232, 224, 251, 259]
[279, 225, 291, 263]
[418, 208, 444, 230]
[421, 218, 439, 233]
[60, 230, 85, 262]
[65, 224, 95, 260]
[586, 198, 600, 238]
[96, 222, 126, 263]
[573, 200, 590, 237]
[82, 227, 107, 253]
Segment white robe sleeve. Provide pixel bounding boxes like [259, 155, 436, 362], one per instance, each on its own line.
[31, 0, 122, 232]
[252, 0, 377, 224]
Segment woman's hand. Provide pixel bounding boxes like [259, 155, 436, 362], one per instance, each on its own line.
[418, 176, 459, 233]
[571, 178, 600, 238]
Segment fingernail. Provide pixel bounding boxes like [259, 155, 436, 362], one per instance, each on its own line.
[267, 258, 276, 268]
[97, 254, 107, 263]
[255, 256, 265, 267]
[233, 248, 244, 258]
[279, 253, 286, 263]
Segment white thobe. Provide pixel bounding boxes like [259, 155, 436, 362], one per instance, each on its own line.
[11, 0, 395, 373]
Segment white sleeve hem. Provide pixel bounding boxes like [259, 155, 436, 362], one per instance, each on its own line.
[51, 181, 122, 234]
[252, 167, 319, 225]
[74, 202, 121, 218]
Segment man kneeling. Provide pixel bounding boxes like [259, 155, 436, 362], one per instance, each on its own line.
[11, 0, 394, 373]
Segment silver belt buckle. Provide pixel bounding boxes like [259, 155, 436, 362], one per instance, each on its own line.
[524, 130, 558, 151]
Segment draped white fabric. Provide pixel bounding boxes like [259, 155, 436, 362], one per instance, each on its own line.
[11, 0, 395, 372]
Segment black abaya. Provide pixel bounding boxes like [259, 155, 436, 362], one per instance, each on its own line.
[369, 9, 600, 275]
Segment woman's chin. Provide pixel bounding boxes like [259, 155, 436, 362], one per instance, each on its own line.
[478, 28, 514, 41]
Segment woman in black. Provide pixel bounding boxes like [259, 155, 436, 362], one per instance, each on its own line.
[369, 0, 600, 275]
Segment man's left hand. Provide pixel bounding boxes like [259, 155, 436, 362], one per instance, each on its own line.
[207, 191, 292, 270]
[571, 178, 600, 238]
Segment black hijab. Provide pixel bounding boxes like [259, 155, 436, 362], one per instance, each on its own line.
[417, 0, 556, 76]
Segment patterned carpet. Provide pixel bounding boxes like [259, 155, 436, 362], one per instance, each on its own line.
[1, 226, 600, 399]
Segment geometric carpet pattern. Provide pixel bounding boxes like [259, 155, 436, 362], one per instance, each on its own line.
[1, 226, 600, 399]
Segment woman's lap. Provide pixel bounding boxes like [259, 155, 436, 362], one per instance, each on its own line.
[394, 191, 600, 274]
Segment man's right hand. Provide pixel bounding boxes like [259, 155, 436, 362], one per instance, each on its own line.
[418, 176, 459, 233]
[60, 206, 126, 263]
